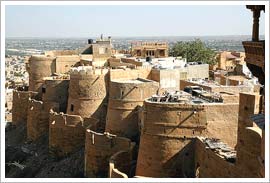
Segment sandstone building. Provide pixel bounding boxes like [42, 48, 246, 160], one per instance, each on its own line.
[131, 42, 168, 58]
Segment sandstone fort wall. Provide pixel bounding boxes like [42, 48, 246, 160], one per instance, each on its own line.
[12, 90, 38, 126]
[105, 79, 159, 139]
[109, 150, 134, 178]
[66, 68, 109, 130]
[27, 99, 59, 141]
[49, 111, 99, 157]
[42, 79, 69, 112]
[84, 130, 135, 177]
[136, 101, 207, 177]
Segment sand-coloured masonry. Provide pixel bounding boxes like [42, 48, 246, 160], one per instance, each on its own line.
[105, 78, 159, 139]
[28, 55, 55, 93]
[49, 111, 99, 157]
[109, 150, 135, 178]
[84, 130, 135, 178]
[66, 67, 109, 130]
[27, 99, 59, 141]
[42, 78, 69, 112]
[12, 90, 38, 126]
[136, 100, 207, 178]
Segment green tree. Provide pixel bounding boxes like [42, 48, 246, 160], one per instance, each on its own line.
[169, 39, 216, 65]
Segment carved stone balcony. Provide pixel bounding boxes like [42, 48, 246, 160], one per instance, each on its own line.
[242, 41, 265, 69]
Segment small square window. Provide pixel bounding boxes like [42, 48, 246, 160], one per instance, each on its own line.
[42, 87, 46, 93]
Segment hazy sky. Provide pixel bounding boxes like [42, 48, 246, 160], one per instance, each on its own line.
[5, 5, 265, 38]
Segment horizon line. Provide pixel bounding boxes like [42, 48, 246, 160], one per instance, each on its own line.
[5, 34, 266, 39]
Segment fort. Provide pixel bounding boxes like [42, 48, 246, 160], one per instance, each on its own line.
[7, 5, 265, 179]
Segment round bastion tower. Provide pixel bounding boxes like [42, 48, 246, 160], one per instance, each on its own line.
[28, 55, 55, 93]
[66, 66, 109, 129]
[105, 78, 159, 140]
[136, 97, 207, 178]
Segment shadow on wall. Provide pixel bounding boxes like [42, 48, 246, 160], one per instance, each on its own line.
[163, 139, 196, 178]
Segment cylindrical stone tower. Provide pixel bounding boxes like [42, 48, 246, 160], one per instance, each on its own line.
[136, 98, 207, 178]
[28, 55, 55, 93]
[66, 66, 109, 130]
[105, 78, 159, 140]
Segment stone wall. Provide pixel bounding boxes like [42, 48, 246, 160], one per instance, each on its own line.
[66, 68, 109, 130]
[12, 90, 38, 126]
[49, 111, 99, 157]
[109, 68, 152, 81]
[180, 80, 254, 94]
[136, 101, 207, 177]
[28, 55, 55, 94]
[150, 69, 180, 90]
[236, 92, 262, 177]
[42, 79, 69, 112]
[185, 64, 209, 79]
[194, 138, 238, 178]
[204, 103, 239, 147]
[109, 150, 134, 178]
[55, 55, 80, 74]
[121, 58, 144, 67]
[27, 99, 59, 141]
[105, 79, 159, 140]
[45, 50, 81, 56]
[84, 130, 135, 177]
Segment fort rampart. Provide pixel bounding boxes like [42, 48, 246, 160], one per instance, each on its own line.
[84, 130, 135, 177]
[66, 67, 109, 130]
[49, 111, 99, 157]
[105, 78, 159, 139]
[27, 99, 59, 141]
[12, 90, 38, 126]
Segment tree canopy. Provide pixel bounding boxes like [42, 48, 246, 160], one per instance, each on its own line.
[169, 39, 216, 65]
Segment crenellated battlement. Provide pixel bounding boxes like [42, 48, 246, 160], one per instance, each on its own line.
[70, 66, 109, 77]
[49, 111, 83, 127]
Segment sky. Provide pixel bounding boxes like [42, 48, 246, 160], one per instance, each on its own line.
[5, 5, 266, 38]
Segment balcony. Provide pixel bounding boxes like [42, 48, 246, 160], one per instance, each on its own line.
[242, 41, 265, 69]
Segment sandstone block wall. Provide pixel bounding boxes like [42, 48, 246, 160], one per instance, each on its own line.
[185, 64, 209, 79]
[194, 138, 238, 178]
[49, 111, 99, 157]
[42, 79, 69, 112]
[204, 103, 239, 147]
[67, 68, 109, 130]
[105, 79, 159, 140]
[236, 93, 262, 174]
[136, 101, 207, 178]
[12, 90, 38, 126]
[45, 50, 81, 56]
[121, 58, 144, 67]
[109, 150, 134, 178]
[27, 99, 59, 141]
[180, 80, 254, 94]
[28, 55, 55, 94]
[109, 68, 152, 81]
[84, 130, 135, 178]
[150, 69, 180, 90]
[55, 55, 80, 73]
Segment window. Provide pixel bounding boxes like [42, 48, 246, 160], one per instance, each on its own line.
[71, 104, 74, 112]
[42, 87, 46, 93]
[137, 50, 141, 56]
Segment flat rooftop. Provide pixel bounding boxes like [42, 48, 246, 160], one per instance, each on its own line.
[198, 137, 236, 163]
[147, 90, 223, 104]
